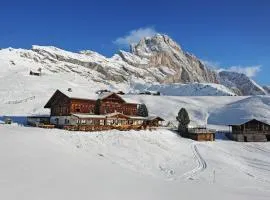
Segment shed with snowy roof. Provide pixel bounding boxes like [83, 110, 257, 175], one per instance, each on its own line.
[228, 119, 270, 142]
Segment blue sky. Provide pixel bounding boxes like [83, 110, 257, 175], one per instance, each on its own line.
[0, 0, 269, 84]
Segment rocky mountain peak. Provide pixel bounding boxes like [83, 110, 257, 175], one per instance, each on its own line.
[128, 34, 218, 84]
[130, 34, 183, 58]
[0, 34, 266, 96]
[218, 71, 267, 95]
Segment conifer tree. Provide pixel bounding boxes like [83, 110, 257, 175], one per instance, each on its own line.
[94, 99, 101, 115]
[137, 104, 149, 117]
[176, 108, 190, 136]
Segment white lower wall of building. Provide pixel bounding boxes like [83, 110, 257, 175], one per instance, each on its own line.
[50, 116, 78, 126]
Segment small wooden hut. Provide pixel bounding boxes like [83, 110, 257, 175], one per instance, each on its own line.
[228, 119, 270, 142]
[187, 127, 215, 141]
[146, 116, 165, 127]
[29, 70, 41, 76]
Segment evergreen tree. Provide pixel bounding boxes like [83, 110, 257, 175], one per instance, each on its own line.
[94, 99, 101, 115]
[176, 108, 190, 136]
[137, 104, 149, 117]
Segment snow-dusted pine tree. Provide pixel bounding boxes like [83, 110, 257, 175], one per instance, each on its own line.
[94, 99, 101, 115]
[137, 104, 149, 117]
[176, 108, 190, 136]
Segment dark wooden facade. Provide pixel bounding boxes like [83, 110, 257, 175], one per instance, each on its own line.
[98, 93, 137, 115]
[229, 119, 270, 142]
[44, 90, 164, 131]
[186, 128, 215, 141]
[70, 99, 96, 114]
[188, 133, 215, 141]
[146, 117, 165, 127]
[44, 90, 138, 117]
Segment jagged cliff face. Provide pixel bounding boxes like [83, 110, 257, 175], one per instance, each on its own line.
[0, 34, 266, 96]
[130, 34, 218, 83]
[5, 34, 219, 87]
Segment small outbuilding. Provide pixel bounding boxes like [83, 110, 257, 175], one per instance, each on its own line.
[187, 127, 216, 141]
[228, 119, 270, 142]
[146, 116, 165, 127]
[27, 115, 54, 128]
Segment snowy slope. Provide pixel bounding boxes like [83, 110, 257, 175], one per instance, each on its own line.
[218, 71, 267, 95]
[208, 95, 270, 125]
[0, 58, 269, 129]
[1, 66, 269, 129]
[1, 125, 270, 200]
[132, 82, 236, 96]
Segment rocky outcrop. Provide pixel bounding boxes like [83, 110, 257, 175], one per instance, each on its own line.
[263, 86, 270, 94]
[218, 71, 267, 96]
[27, 35, 221, 86]
[130, 34, 219, 84]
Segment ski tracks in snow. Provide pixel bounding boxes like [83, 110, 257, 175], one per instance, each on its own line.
[181, 143, 207, 180]
[215, 143, 270, 184]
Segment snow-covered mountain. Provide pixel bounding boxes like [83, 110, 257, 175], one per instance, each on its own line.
[218, 71, 267, 96]
[130, 34, 218, 83]
[0, 33, 267, 97]
[263, 86, 270, 94]
[131, 83, 236, 96]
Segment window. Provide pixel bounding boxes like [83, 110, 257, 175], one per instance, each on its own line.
[100, 120, 104, 125]
[75, 104, 81, 113]
[107, 119, 113, 125]
[81, 119, 86, 124]
[65, 119, 69, 124]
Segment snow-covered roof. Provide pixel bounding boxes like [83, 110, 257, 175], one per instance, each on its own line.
[71, 113, 106, 119]
[44, 90, 140, 108]
[105, 112, 127, 118]
[129, 116, 147, 120]
[147, 116, 165, 121]
[228, 118, 270, 126]
[98, 92, 120, 100]
[61, 89, 98, 100]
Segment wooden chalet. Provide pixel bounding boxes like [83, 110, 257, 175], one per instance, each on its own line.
[43, 90, 164, 131]
[29, 70, 41, 76]
[228, 119, 270, 142]
[187, 127, 215, 141]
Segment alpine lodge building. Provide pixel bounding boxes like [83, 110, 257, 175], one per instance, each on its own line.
[43, 89, 164, 131]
